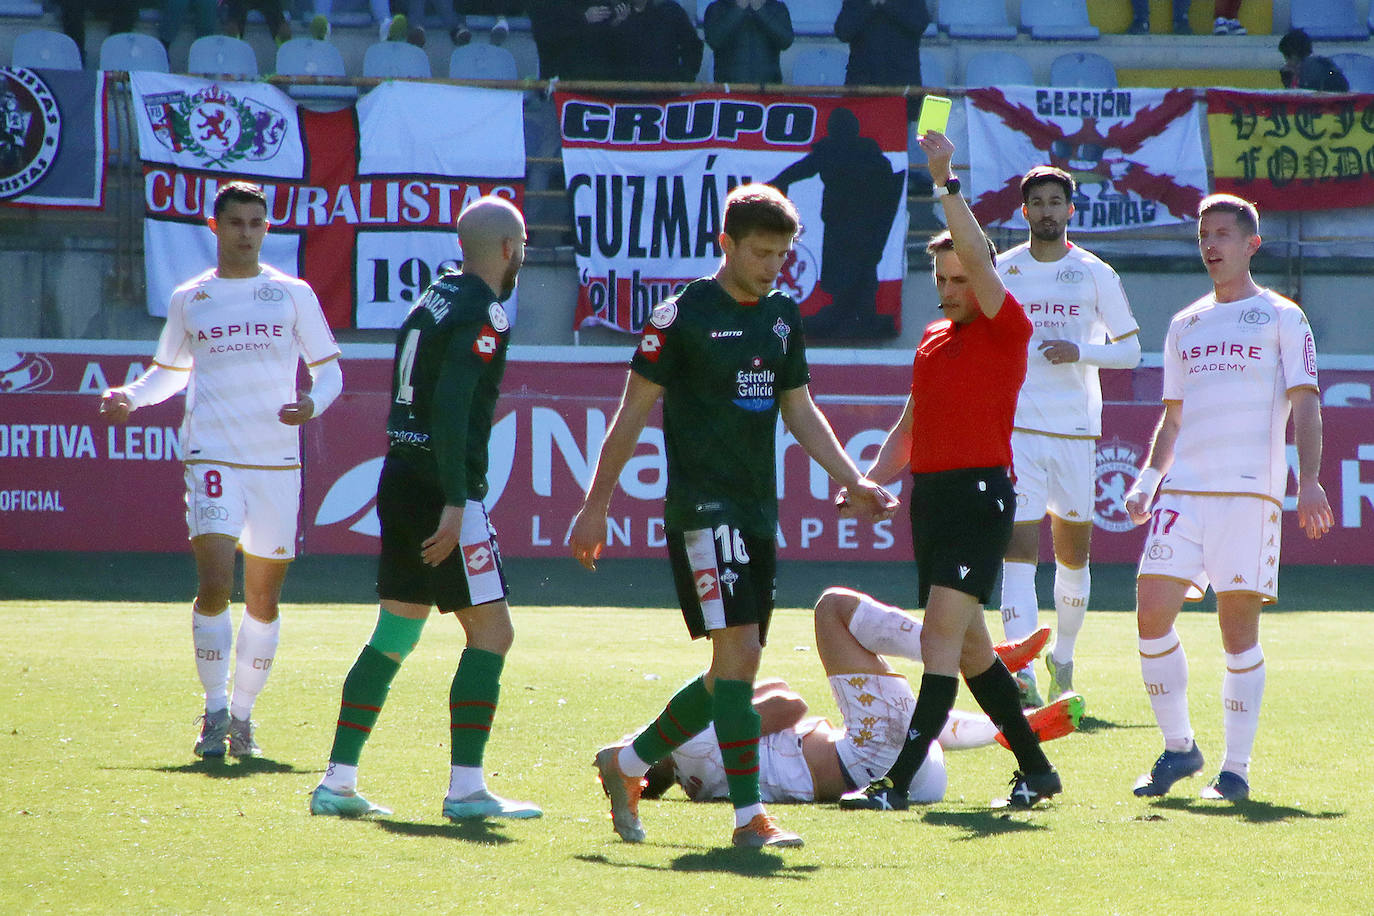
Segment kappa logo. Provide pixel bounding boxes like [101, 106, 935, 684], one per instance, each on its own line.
[0, 69, 61, 200]
[1006, 265, 1022, 275]
[144, 83, 288, 169]
[464, 543, 494, 574]
[1231, 574, 1246, 585]
[272, 546, 288, 556]
[695, 570, 719, 602]
[192, 290, 212, 301]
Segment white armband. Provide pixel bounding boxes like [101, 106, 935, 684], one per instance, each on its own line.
[1126, 467, 1163, 506]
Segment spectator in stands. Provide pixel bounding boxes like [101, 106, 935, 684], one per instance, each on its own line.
[609, 0, 704, 82]
[703, 0, 793, 84]
[528, 0, 615, 79]
[1211, 0, 1244, 35]
[1279, 28, 1349, 92]
[225, 0, 293, 43]
[450, 0, 522, 45]
[59, 0, 139, 66]
[833, 0, 930, 117]
[1127, 0, 1189, 35]
[158, 0, 218, 51]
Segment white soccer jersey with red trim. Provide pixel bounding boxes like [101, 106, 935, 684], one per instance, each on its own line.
[1161, 288, 1318, 501]
[149, 265, 340, 468]
[1000, 242, 1138, 437]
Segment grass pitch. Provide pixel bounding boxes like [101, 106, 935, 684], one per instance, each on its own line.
[2, 600, 1372, 915]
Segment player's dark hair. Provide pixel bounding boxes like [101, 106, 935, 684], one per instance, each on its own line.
[926, 229, 998, 262]
[214, 180, 268, 218]
[1198, 193, 1260, 236]
[723, 183, 801, 241]
[1020, 165, 1076, 203]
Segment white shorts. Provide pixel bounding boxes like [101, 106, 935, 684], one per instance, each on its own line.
[829, 671, 947, 802]
[184, 463, 300, 560]
[669, 720, 825, 804]
[1011, 431, 1095, 525]
[1137, 492, 1282, 602]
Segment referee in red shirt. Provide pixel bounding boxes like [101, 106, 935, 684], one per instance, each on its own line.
[838, 131, 1064, 811]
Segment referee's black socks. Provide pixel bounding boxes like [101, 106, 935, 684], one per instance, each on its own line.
[885, 672, 959, 791]
[966, 659, 1053, 775]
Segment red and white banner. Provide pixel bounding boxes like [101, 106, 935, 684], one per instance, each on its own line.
[0, 68, 105, 208]
[130, 75, 525, 329]
[557, 92, 909, 339]
[4, 346, 1374, 566]
[965, 87, 1207, 231]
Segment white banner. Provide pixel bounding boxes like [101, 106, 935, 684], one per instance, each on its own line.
[965, 86, 1208, 232]
[130, 74, 525, 328]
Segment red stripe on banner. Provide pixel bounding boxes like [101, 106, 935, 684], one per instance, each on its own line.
[297, 107, 362, 328]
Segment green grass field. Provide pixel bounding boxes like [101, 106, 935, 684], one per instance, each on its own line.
[2, 599, 1372, 915]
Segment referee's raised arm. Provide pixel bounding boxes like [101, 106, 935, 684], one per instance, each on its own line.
[918, 130, 1007, 319]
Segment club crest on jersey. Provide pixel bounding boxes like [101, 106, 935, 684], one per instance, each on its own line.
[639, 327, 664, 362]
[773, 317, 791, 354]
[473, 325, 499, 362]
[1092, 437, 1145, 533]
[650, 300, 678, 329]
[1239, 306, 1271, 327]
[488, 302, 510, 333]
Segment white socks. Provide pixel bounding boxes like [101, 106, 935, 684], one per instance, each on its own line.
[192, 607, 233, 713]
[618, 743, 651, 778]
[1000, 561, 1039, 678]
[1221, 645, 1265, 779]
[1051, 561, 1090, 664]
[448, 764, 485, 800]
[321, 762, 358, 793]
[847, 597, 923, 661]
[1139, 628, 1193, 751]
[230, 614, 281, 721]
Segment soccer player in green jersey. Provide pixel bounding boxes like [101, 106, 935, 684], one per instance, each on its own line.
[570, 182, 898, 848]
[310, 195, 540, 821]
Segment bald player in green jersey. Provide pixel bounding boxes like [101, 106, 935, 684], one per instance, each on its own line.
[570, 182, 898, 849]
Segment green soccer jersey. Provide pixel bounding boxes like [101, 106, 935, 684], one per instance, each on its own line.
[385, 270, 511, 504]
[631, 277, 809, 539]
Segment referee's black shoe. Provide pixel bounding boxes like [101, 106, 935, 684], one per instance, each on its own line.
[996, 768, 1062, 809]
[838, 777, 909, 811]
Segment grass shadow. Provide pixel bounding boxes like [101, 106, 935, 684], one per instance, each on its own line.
[130, 757, 311, 778]
[921, 808, 1051, 840]
[1075, 714, 1153, 735]
[574, 851, 817, 880]
[1143, 796, 1345, 824]
[373, 818, 517, 844]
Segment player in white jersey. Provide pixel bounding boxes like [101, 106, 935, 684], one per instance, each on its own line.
[100, 181, 342, 760]
[1124, 194, 1332, 803]
[997, 166, 1141, 707]
[616, 588, 1082, 808]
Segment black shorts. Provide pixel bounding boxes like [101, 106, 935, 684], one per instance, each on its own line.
[376, 450, 508, 613]
[666, 526, 776, 645]
[909, 466, 1015, 607]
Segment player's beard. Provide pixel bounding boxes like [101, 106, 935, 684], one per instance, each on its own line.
[498, 256, 521, 299]
[1029, 220, 1066, 244]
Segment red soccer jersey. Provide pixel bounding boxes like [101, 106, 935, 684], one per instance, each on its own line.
[908, 291, 1032, 474]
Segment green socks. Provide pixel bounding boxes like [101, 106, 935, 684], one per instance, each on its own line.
[712, 678, 762, 810]
[631, 675, 714, 765]
[450, 647, 504, 767]
[329, 645, 401, 766]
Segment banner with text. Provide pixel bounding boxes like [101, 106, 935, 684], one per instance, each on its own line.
[130, 74, 525, 329]
[4, 348, 1374, 567]
[965, 86, 1207, 231]
[1207, 89, 1374, 210]
[557, 92, 909, 339]
[0, 67, 105, 208]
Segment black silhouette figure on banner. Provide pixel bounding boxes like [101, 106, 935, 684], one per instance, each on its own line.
[770, 107, 904, 339]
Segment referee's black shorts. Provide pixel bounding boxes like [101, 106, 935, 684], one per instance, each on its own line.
[908, 466, 1015, 607]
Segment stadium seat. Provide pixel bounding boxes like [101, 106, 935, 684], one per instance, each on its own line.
[11, 29, 83, 70]
[1021, 0, 1100, 40]
[99, 32, 170, 72]
[1331, 53, 1374, 91]
[788, 46, 847, 86]
[1290, 0, 1367, 42]
[187, 35, 260, 79]
[449, 43, 518, 80]
[0, 0, 44, 16]
[363, 40, 432, 78]
[938, 0, 1017, 40]
[276, 38, 357, 101]
[1050, 51, 1117, 87]
[921, 53, 950, 88]
[964, 50, 1034, 88]
[787, 0, 842, 36]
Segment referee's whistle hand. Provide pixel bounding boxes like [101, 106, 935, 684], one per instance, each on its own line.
[569, 509, 605, 570]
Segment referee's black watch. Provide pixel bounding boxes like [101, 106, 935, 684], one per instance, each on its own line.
[933, 177, 961, 198]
